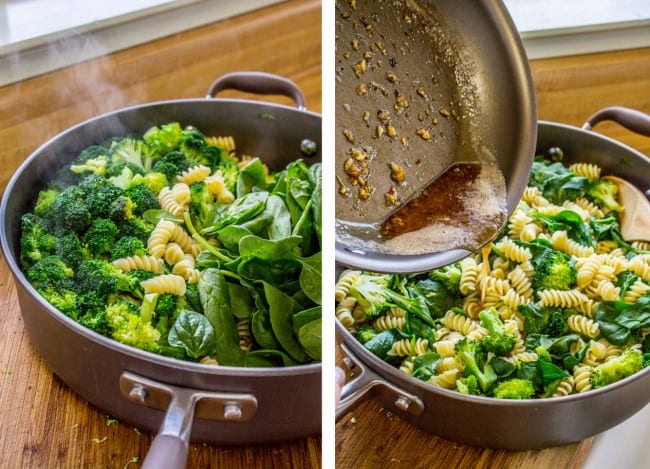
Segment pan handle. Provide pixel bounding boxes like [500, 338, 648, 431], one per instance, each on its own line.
[205, 71, 307, 110]
[119, 371, 258, 469]
[583, 106, 650, 137]
[336, 342, 425, 420]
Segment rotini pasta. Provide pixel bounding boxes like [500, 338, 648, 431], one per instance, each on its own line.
[140, 274, 187, 296]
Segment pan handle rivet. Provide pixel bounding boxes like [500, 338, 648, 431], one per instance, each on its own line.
[223, 403, 242, 421]
[395, 396, 411, 411]
[300, 139, 318, 157]
[128, 385, 147, 404]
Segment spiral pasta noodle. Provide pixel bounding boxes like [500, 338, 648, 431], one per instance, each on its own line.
[177, 165, 211, 185]
[140, 274, 187, 296]
[112, 255, 164, 274]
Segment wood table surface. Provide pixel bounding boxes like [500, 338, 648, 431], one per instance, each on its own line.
[0, 1, 322, 468]
[335, 46, 650, 469]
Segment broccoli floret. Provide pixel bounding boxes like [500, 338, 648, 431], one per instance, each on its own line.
[20, 214, 56, 266]
[590, 349, 644, 389]
[106, 161, 146, 178]
[544, 310, 568, 337]
[105, 299, 161, 353]
[455, 338, 497, 393]
[180, 129, 222, 168]
[77, 144, 110, 163]
[33, 189, 60, 218]
[428, 263, 462, 295]
[82, 218, 119, 257]
[55, 232, 90, 269]
[74, 259, 142, 301]
[587, 179, 623, 213]
[77, 175, 125, 219]
[38, 286, 78, 316]
[188, 181, 215, 231]
[356, 325, 379, 344]
[218, 162, 240, 193]
[118, 217, 154, 243]
[456, 375, 481, 395]
[492, 378, 536, 399]
[108, 196, 136, 224]
[49, 186, 92, 233]
[110, 138, 156, 172]
[70, 155, 109, 176]
[152, 150, 191, 182]
[143, 122, 184, 157]
[532, 249, 577, 291]
[77, 309, 111, 336]
[141, 172, 169, 194]
[125, 184, 160, 216]
[110, 236, 146, 260]
[26, 255, 74, 290]
[478, 309, 516, 356]
[348, 272, 433, 326]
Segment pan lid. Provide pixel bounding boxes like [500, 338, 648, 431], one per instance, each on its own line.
[335, 0, 536, 273]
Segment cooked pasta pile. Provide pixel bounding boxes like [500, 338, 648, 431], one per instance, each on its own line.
[336, 156, 650, 398]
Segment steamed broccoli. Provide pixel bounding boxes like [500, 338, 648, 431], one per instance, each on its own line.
[456, 375, 481, 395]
[455, 338, 497, 393]
[108, 196, 136, 224]
[152, 150, 191, 182]
[110, 236, 146, 260]
[118, 217, 154, 243]
[48, 186, 92, 233]
[587, 178, 623, 212]
[38, 287, 78, 316]
[82, 218, 119, 257]
[219, 162, 240, 193]
[428, 262, 462, 295]
[478, 308, 516, 356]
[55, 232, 90, 269]
[348, 272, 433, 326]
[110, 138, 156, 172]
[26, 255, 74, 290]
[74, 259, 142, 301]
[20, 214, 56, 266]
[78, 175, 126, 219]
[356, 325, 379, 344]
[143, 122, 184, 156]
[70, 155, 109, 176]
[492, 378, 535, 399]
[189, 181, 215, 231]
[590, 349, 645, 389]
[179, 129, 222, 168]
[532, 248, 577, 291]
[105, 160, 146, 179]
[105, 299, 161, 353]
[33, 189, 60, 218]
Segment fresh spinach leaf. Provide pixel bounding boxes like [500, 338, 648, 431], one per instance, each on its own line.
[265, 194, 292, 240]
[168, 310, 216, 359]
[298, 251, 321, 305]
[298, 318, 321, 361]
[263, 281, 309, 363]
[236, 157, 268, 197]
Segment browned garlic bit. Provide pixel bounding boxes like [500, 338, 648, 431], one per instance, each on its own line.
[377, 109, 390, 122]
[343, 129, 356, 143]
[415, 128, 431, 140]
[385, 72, 398, 83]
[362, 111, 370, 123]
[394, 93, 409, 110]
[357, 84, 368, 95]
[354, 59, 367, 78]
[439, 108, 450, 117]
[389, 162, 405, 184]
[337, 176, 351, 197]
[385, 185, 400, 207]
[358, 181, 374, 200]
[386, 124, 397, 138]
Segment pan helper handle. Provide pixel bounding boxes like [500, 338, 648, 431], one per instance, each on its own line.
[583, 106, 650, 136]
[119, 371, 258, 469]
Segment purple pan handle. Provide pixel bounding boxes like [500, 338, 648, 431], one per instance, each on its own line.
[583, 106, 650, 136]
[206, 71, 307, 110]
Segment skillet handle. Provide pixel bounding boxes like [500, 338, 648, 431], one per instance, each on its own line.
[336, 342, 425, 420]
[583, 106, 650, 136]
[206, 71, 307, 110]
[142, 435, 188, 469]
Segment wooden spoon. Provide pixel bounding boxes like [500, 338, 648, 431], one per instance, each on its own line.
[603, 175, 650, 242]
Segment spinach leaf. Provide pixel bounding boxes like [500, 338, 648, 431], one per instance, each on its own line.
[594, 300, 635, 345]
[363, 329, 407, 360]
[293, 306, 322, 333]
[209, 191, 268, 232]
[532, 209, 594, 247]
[246, 349, 296, 367]
[250, 307, 281, 350]
[236, 157, 268, 197]
[168, 310, 216, 359]
[309, 163, 322, 247]
[263, 282, 309, 363]
[412, 352, 441, 381]
[199, 268, 246, 365]
[265, 194, 292, 240]
[298, 251, 321, 304]
[298, 318, 321, 361]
